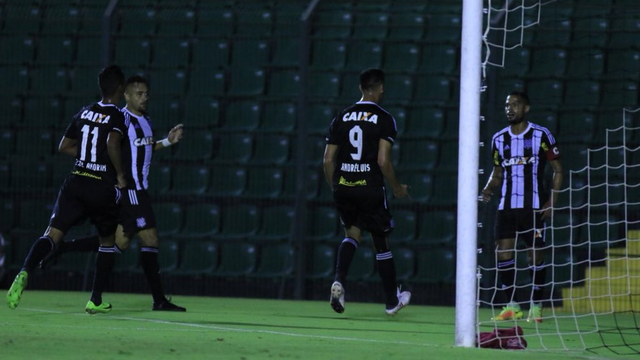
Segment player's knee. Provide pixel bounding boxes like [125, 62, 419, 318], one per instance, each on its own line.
[371, 232, 390, 253]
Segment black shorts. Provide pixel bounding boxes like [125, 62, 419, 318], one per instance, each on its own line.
[120, 188, 157, 234]
[495, 209, 545, 247]
[49, 174, 121, 237]
[333, 185, 394, 235]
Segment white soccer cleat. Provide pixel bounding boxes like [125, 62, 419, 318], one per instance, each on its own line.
[330, 281, 345, 314]
[386, 288, 411, 316]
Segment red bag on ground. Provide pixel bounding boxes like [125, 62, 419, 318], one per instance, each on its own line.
[476, 326, 527, 350]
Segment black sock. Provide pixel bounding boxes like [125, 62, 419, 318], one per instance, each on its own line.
[376, 251, 398, 309]
[22, 236, 54, 272]
[90, 246, 116, 305]
[531, 261, 547, 304]
[140, 247, 165, 303]
[334, 237, 358, 285]
[61, 235, 100, 253]
[497, 258, 516, 304]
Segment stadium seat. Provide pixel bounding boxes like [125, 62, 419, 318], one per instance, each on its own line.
[224, 101, 261, 131]
[255, 205, 295, 241]
[283, 168, 320, 199]
[425, 13, 461, 43]
[35, 36, 74, 65]
[154, 202, 183, 236]
[391, 209, 417, 243]
[406, 107, 445, 137]
[212, 133, 253, 164]
[383, 43, 420, 72]
[158, 239, 179, 273]
[418, 211, 456, 245]
[273, 3, 306, 36]
[383, 75, 413, 102]
[145, 95, 181, 132]
[181, 203, 220, 237]
[534, 19, 572, 47]
[572, 18, 609, 48]
[0, 129, 15, 159]
[308, 103, 335, 135]
[74, 36, 102, 66]
[254, 244, 294, 277]
[0, 66, 28, 95]
[114, 37, 151, 68]
[196, 7, 234, 37]
[252, 135, 290, 165]
[414, 75, 451, 104]
[228, 67, 265, 96]
[388, 13, 425, 41]
[557, 111, 596, 143]
[0, 199, 14, 232]
[69, 67, 101, 95]
[147, 163, 171, 195]
[217, 204, 260, 239]
[208, 166, 246, 197]
[564, 80, 601, 109]
[15, 128, 53, 156]
[601, 80, 639, 108]
[188, 68, 225, 96]
[244, 167, 284, 198]
[113, 239, 139, 273]
[231, 39, 270, 68]
[311, 40, 347, 70]
[495, 77, 525, 101]
[399, 140, 438, 170]
[117, 7, 157, 36]
[268, 70, 300, 98]
[52, 251, 94, 273]
[352, 12, 388, 40]
[236, 9, 273, 37]
[605, 50, 640, 79]
[385, 106, 406, 136]
[2, 4, 41, 35]
[21, 96, 62, 128]
[559, 144, 588, 172]
[529, 48, 566, 77]
[176, 241, 218, 275]
[191, 39, 229, 68]
[348, 246, 376, 280]
[171, 164, 210, 194]
[414, 248, 455, 283]
[527, 79, 564, 107]
[148, 68, 187, 96]
[400, 172, 433, 202]
[345, 42, 383, 71]
[432, 174, 457, 205]
[77, 4, 104, 35]
[339, 71, 360, 98]
[309, 72, 340, 99]
[419, 45, 457, 75]
[307, 206, 339, 241]
[312, 10, 352, 39]
[0, 95, 21, 125]
[308, 244, 335, 279]
[151, 38, 190, 67]
[394, 247, 415, 281]
[156, 8, 196, 36]
[216, 243, 258, 276]
[566, 49, 605, 78]
[183, 96, 220, 127]
[304, 135, 328, 166]
[172, 129, 213, 160]
[16, 200, 55, 231]
[500, 48, 531, 77]
[609, 17, 640, 48]
[261, 101, 296, 132]
[28, 67, 68, 95]
[272, 39, 299, 67]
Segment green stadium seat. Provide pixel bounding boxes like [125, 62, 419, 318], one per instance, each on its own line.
[188, 68, 225, 96]
[419, 45, 457, 74]
[147, 163, 171, 196]
[0, 129, 15, 159]
[308, 103, 334, 135]
[394, 247, 415, 281]
[145, 95, 181, 132]
[268, 70, 300, 98]
[15, 128, 53, 156]
[0, 199, 14, 232]
[35, 36, 74, 65]
[156, 8, 195, 36]
[154, 202, 182, 236]
[28, 67, 68, 95]
[414, 248, 455, 283]
[312, 10, 352, 39]
[384, 75, 413, 102]
[255, 205, 295, 241]
[113, 239, 139, 272]
[117, 7, 157, 36]
[52, 251, 94, 273]
[348, 246, 375, 280]
[533, 19, 572, 47]
[228, 67, 265, 96]
[500, 48, 530, 77]
[172, 129, 213, 160]
[399, 140, 438, 170]
[0, 161, 9, 190]
[254, 244, 294, 277]
[388, 13, 425, 41]
[495, 77, 525, 101]
[208, 166, 246, 197]
[406, 107, 445, 137]
[158, 239, 179, 273]
[564, 80, 601, 109]
[2, 4, 41, 34]
[191, 39, 229, 68]
[231, 39, 270, 68]
[308, 244, 334, 279]
[566, 49, 605, 78]
[414, 75, 451, 104]
[216, 243, 257, 276]
[217, 204, 260, 239]
[339, 72, 360, 98]
[171, 165, 210, 194]
[16, 200, 55, 231]
[244, 167, 284, 198]
[432, 174, 457, 206]
[213, 133, 253, 164]
[181, 203, 220, 237]
[418, 211, 456, 245]
[1, 96, 22, 125]
[74, 36, 102, 65]
[273, 4, 306, 36]
[262, 101, 296, 132]
[425, 13, 461, 43]
[529, 48, 566, 77]
[196, 8, 234, 37]
[383, 43, 419, 72]
[69, 67, 101, 95]
[0, 66, 29, 94]
[283, 169, 320, 199]
[22, 96, 62, 128]
[176, 241, 218, 275]
[437, 141, 458, 170]
[304, 134, 328, 166]
[391, 209, 417, 243]
[601, 80, 639, 108]
[309, 72, 340, 99]
[151, 38, 190, 67]
[0, 36, 34, 66]
[609, 17, 640, 48]
[114, 37, 150, 68]
[183, 96, 220, 127]
[385, 106, 405, 136]
[311, 41, 346, 70]
[236, 9, 273, 36]
[605, 50, 640, 79]
[272, 39, 299, 67]
[560, 144, 588, 172]
[253, 135, 290, 165]
[148, 68, 187, 96]
[557, 111, 596, 143]
[77, 5, 104, 35]
[345, 42, 382, 71]
[352, 12, 388, 40]
[572, 18, 609, 48]
[307, 206, 339, 241]
[527, 79, 563, 107]
[399, 171, 432, 202]
[224, 101, 261, 130]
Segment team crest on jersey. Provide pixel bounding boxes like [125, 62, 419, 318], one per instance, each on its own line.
[136, 217, 146, 228]
[342, 111, 378, 124]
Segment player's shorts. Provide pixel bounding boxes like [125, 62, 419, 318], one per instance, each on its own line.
[494, 208, 546, 247]
[120, 188, 157, 235]
[49, 174, 121, 237]
[333, 185, 394, 235]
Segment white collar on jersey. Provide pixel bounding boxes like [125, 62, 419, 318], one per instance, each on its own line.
[508, 122, 532, 137]
[356, 101, 378, 105]
[98, 101, 118, 107]
[123, 106, 144, 119]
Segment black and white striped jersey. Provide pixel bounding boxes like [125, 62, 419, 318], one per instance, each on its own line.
[491, 122, 560, 210]
[122, 107, 154, 191]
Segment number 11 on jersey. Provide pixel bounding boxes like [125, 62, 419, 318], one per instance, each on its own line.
[80, 124, 98, 162]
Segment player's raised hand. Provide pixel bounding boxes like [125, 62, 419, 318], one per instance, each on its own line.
[393, 184, 410, 199]
[480, 188, 493, 203]
[168, 124, 184, 144]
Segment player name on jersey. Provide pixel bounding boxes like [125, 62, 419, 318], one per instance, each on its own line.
[75, 159, 107, 172]
[340, 163, 371, 172]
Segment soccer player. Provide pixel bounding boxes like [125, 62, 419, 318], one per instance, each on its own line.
[44, 75, 186, 312]
[481, 91, 563, 323]
[6, 65, 128, 314]
[323, 68, 411, 316]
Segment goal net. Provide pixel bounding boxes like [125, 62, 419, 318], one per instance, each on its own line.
[476, 0, 640, 354]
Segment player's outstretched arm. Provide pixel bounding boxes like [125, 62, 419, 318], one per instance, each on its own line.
[378, 139, 409, 198]
[154, 124, 184, 151]
[58, 137, 77, 157]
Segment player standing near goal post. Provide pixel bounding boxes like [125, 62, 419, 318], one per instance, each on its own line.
[481, 91, 563, 323]
[323, 68, 411, 316]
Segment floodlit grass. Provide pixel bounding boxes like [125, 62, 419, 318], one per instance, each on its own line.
[0, 291, 630, 359]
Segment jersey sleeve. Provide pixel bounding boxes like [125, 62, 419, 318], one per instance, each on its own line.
[325, 116, 340, 145]
[492, 137, 502, 166]
[63, 117, 78, 140]
[379, 114, 397, 145]
[111, 112, 128, 135]
[540, 130, 560, 160]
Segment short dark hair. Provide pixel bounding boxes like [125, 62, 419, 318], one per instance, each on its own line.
[509, 91, 530, 106]
[124, 75, 149, 90]
[98, 65, 125, 97]
[360, 68, 385, 91]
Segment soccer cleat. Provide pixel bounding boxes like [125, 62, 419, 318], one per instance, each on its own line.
[6, 271, 28, 309]
[491, 303, 523, 321]
[385, 287, 411, 316]
[330, 281, 345, 314]
[85, 300, 112, 314]
[152, 298, 186, 312]
[527, 304, 542, 323]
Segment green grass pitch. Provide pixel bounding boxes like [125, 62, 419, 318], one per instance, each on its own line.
[0, 291, 630, 359]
